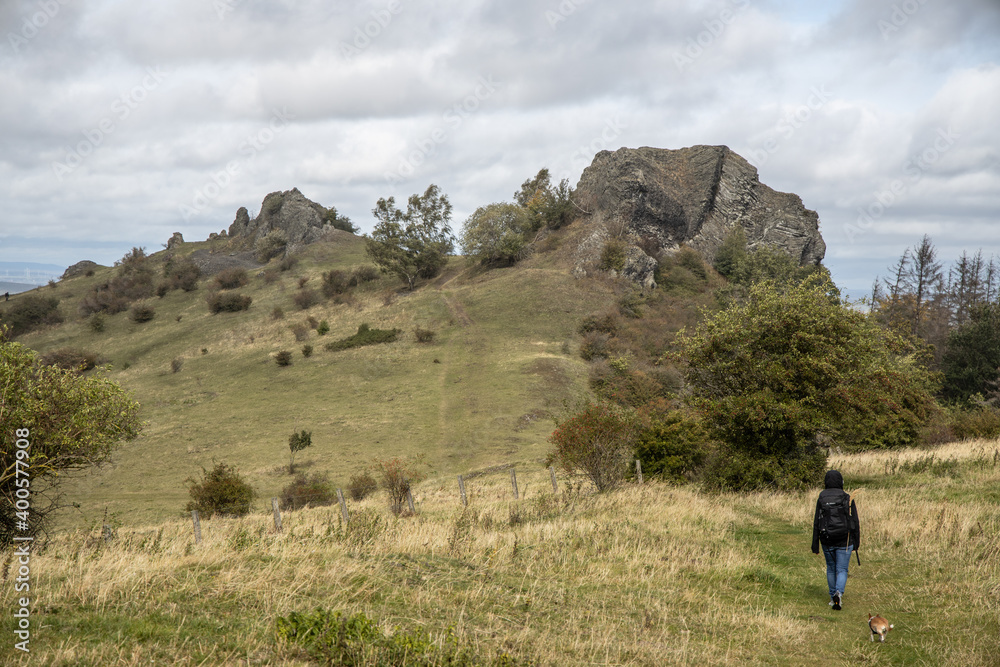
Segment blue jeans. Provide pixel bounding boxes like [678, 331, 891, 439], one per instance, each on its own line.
[822, 545, 851, 599]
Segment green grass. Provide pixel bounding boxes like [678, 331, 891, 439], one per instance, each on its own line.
[7, 233, 604, 529]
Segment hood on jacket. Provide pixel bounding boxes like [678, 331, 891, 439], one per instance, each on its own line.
[824, 470, 844, 489]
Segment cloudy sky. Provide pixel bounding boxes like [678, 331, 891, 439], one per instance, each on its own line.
[1, 0, 997, 295]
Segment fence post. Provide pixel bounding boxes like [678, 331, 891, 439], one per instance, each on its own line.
[191, 510, 201, 544]
[271, 497, 283, 532]
[458, 474, 467, 507]
[635, 459, 644, 485]
[337, 488, 350, 524]
[406, 487, 416, 514]
[549, 466, 558, 493]
[510, 468, 519, 500]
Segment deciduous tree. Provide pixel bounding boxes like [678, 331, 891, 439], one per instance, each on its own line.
[674, 275, 939, 491]
[1, 338, 142, 544]
[365, 185, 455, 290]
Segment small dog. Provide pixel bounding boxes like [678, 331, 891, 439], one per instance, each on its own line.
[868, 613, 893, 642]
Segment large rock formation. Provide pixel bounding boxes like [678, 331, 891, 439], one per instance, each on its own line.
[227, 187, 339, 253]
[571, 145, 826, 287]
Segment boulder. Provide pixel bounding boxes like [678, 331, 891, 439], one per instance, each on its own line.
[61, 260, 101, 280]
[226, 188, 335, 254]
[166, 232, 184, 249]
[572, 145, 826, 286]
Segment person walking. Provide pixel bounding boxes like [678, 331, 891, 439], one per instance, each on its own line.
[811, 469, 860, 611]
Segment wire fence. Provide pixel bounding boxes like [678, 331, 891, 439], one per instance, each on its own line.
[90, 461, 648, 546]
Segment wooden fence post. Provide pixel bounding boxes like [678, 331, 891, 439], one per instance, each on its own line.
[406, 487, 416, 514]
[510, 468, 519, 500]
[458, 474, 467, 507]
[191, 510, 201, 544]
[635, 459, 644, 485]
[271, 497, 283, 532]
[337, 488, 350, 524]
[549, 466, 558, 493]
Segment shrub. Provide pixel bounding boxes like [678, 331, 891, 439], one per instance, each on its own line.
[79, 247, 155, 316]
[185, 462, 257, 519]
[293, 288, 320, 310]
[372, 457, 426, 515]
[129, 303, 156, 323]
[599, 238, 628, 272]
[347, 471, 378, 501]
[41, 347, 99, 372]
[297, 276, 310, 289]
[207, 292, 252, 313]
[547, 402, 640, 492]
[255, 229, 288, 263]
[88, 313, 105, 333]
[163, 257, 201, 292]
[321, 269, 351, 298]
[951, 406, 1000, 441]
[274, 350, 293, 367]
[414, 327, 435, 343]
[280, 472, 334, 511]
[271, 306, 285, 320]
[325, 323, 401, 352]
[578, 313, 619, 336]
[317, 320, 330, 336]
[307, 316, 319, 329]
[352, 265, 380, 284]
[171, 357, 184, 373]
[579, 330, 613, 361]
[634, 412, 709, 483]
[214, 267, 249, 290]
[275, 609, 523, 666]
[302, 344, 313, 358]
[290, 323, 309, 341]
[3, 295, 63, 336]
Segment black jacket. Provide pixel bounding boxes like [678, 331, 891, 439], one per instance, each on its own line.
[811, 470, 860, 553]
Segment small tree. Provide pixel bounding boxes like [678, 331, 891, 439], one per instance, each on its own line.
[460, 202, 535, 266]
[365, 185, 455, 290]
[547, 402, 640, 492]
[1, 338, 141, 544]
[372, 456, 426, 515]
[288, 430, 312, 473]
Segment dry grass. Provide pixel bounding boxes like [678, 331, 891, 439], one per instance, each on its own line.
[4, 440, 1000, 665]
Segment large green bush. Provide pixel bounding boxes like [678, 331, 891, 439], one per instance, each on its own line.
[460, 202, 536, 266]
[185, 462, 257, 519]
[634, 412, 709, 484]
[675, 275, 940, 491]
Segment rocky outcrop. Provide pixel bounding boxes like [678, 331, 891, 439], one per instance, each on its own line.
[227, 188, 338, 254]
[166, 232, 184, 249]
[61, 260, 101, 280]
[572, 145, 826, 287]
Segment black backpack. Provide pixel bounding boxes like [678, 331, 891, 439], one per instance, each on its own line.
[819, 492, 852, 545]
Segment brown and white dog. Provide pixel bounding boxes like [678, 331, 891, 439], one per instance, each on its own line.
[868, 613, 893, 642]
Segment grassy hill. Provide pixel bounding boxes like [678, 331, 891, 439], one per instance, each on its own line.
[8, 228, 634, 529]
[2, 439, 998, 665]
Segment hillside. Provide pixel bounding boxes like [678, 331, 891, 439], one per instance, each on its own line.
[2, 440, 998, 665]
[9, 226, 628, 529]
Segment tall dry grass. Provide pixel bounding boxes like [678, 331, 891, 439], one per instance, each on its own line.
[4, 440, 1000, 665]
